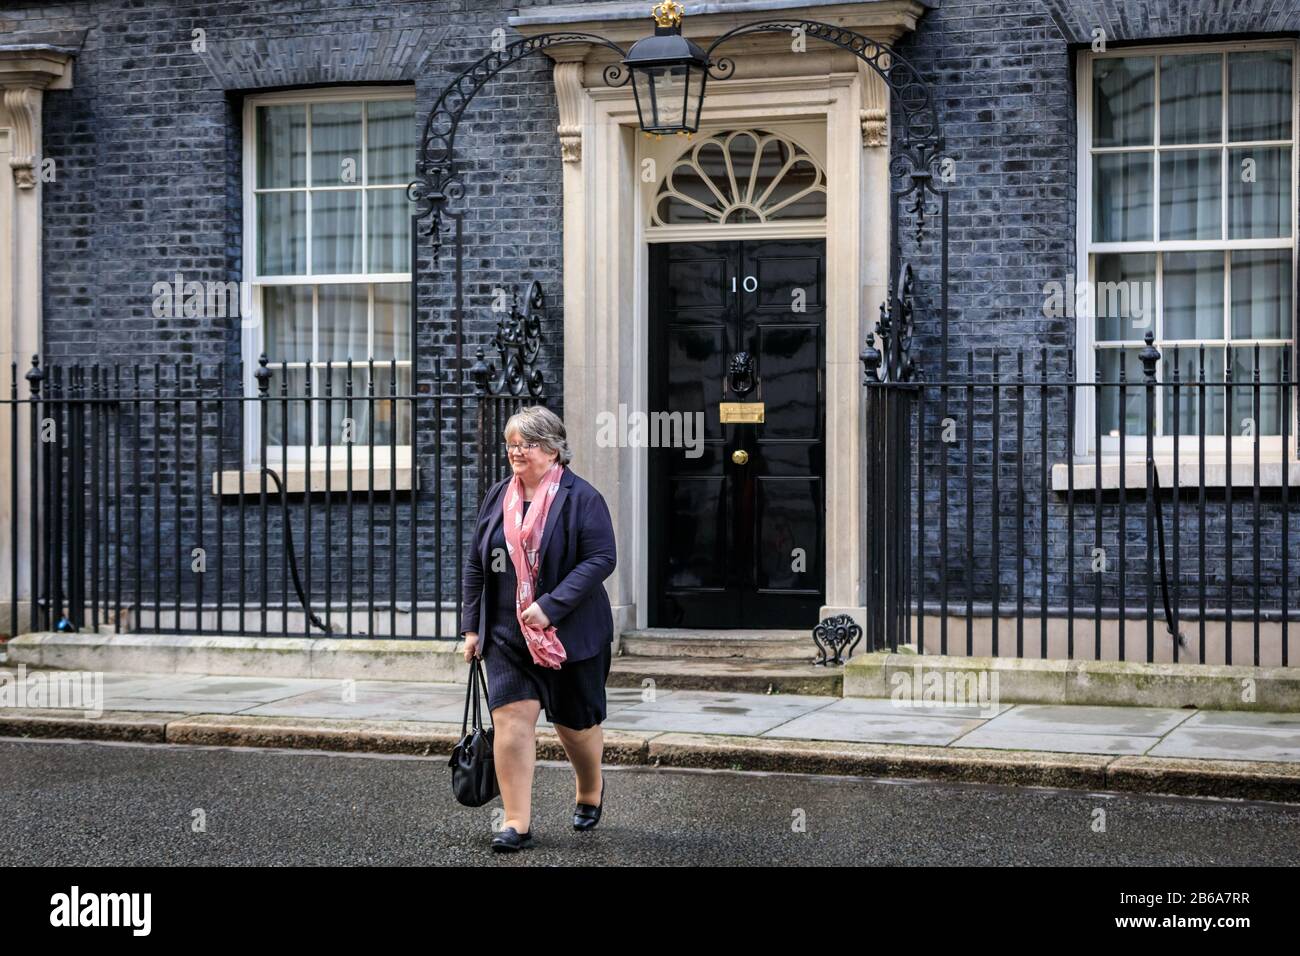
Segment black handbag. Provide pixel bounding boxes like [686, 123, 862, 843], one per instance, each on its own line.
[449, 655, 500, 807]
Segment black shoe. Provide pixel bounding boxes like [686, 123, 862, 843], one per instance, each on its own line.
[491, 826, 534, 852]
[573, 777, 605, 831]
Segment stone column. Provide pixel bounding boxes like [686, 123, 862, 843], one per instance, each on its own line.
[859, 62, 892, 632]
[545, 47, 636, 633]
[820, 60, 892, 636]
[0, 47, 74, 635]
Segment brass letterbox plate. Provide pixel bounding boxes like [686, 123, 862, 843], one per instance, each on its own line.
[719, 401, 765, 424]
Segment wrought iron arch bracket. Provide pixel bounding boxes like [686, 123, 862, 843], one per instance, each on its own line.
[409, 32, 630, 257]
[702, 19, 946, 153]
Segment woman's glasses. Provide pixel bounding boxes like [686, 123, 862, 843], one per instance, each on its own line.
[505, 441, 540, 453]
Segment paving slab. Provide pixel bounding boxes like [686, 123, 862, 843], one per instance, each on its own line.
[238, 687, 466, 722]
[95, 674, 339, 704]
[1178, 710, 1300, 732]
[761, 709, 984, 746]
[156, 675, 343, 701]
[951, 728, 1157, 756]
[319, 679, 466, 695]
[100, 676, 338, 712]
[977, 703, 1196, 737]
[100, 673, 185, 689]
[613, 689, 835, 717]
[602, 708, 797, 736]
[7, 671, 212, 699]
[1148, 728, 1300, 763]
[818, 697, 1012, 719]
[605, 686, 671, 704]
[603, 687, 665, 711]
[85, 697, 264, 715]
[225, 680, 675, 725]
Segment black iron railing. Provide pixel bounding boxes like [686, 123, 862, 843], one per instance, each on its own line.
[864, 334, 1298, 667]
[0, 354, 530, 641]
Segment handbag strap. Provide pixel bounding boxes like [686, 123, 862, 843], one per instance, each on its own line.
[461, 658, 476, 736]
[461, 655, 492, 737]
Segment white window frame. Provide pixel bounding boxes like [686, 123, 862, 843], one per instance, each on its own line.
[1075, 38, 1299, 463]
[240, 85, 415, 470]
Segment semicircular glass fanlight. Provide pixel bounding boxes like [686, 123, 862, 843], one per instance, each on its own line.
[652, 129, 827, 226]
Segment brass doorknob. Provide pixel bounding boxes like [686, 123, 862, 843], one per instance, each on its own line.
[731, 449, 749, 465]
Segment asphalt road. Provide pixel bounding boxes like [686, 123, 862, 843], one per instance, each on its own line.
[2, 736, 1298, 866]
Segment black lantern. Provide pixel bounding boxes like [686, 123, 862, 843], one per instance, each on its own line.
[624, 2, 710, 135]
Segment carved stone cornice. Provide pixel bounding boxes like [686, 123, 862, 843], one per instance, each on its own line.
[858, 58, 889, 147]
[3, 87, 40, 188]
[0, 47, 75, 189]
[553, 60, 587, 164]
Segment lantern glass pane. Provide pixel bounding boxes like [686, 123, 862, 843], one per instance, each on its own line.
[656, 65, 687, 130]
[685, 64, 705, 131]
[632, 68, 655, 128]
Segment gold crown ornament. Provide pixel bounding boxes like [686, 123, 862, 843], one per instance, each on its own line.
[652, 1, 685, 28]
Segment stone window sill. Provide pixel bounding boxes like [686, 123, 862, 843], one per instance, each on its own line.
[1051, 459, 1300, 492]
[212, 465, 416, 496]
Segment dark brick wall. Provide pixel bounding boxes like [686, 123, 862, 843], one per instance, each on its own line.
[8, 0, 573, 627]
[24, 0, 566, 382]
[893, 1, 1300, 638]
[9, 0, 1300, 641]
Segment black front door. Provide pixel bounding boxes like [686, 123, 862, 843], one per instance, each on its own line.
[648, 239, 826, 628]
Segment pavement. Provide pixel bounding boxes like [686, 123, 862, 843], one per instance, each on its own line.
[3, 666, 1300, 802]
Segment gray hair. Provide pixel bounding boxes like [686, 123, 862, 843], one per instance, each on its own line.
[503, 405, 572, 466]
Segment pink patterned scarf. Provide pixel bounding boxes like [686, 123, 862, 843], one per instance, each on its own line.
[502, 461, 567, 669]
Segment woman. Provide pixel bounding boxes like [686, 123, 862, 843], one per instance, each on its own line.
[460, 405, 617, 853]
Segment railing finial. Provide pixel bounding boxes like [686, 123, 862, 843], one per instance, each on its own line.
[255, 352, 272, 394]
[1139, 330, 1160, 383]
[860, 340, 882, 383]
[25, 354, 44, 396]
[470, 346, 492, 395]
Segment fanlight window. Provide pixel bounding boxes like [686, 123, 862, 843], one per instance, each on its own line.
[652, 129, 827, 226]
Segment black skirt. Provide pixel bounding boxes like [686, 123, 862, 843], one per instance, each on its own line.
[482, 501, 612, 730]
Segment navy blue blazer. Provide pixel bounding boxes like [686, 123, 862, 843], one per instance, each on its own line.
[461, 468, 617, 663]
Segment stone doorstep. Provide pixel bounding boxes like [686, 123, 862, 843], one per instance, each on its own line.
[846, 652, 1300, 713]
[608, 628, 847, 695]
[609, 656, 843, 696]
[619, 628, 816, 660]
[2, 709, 1297, 803]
